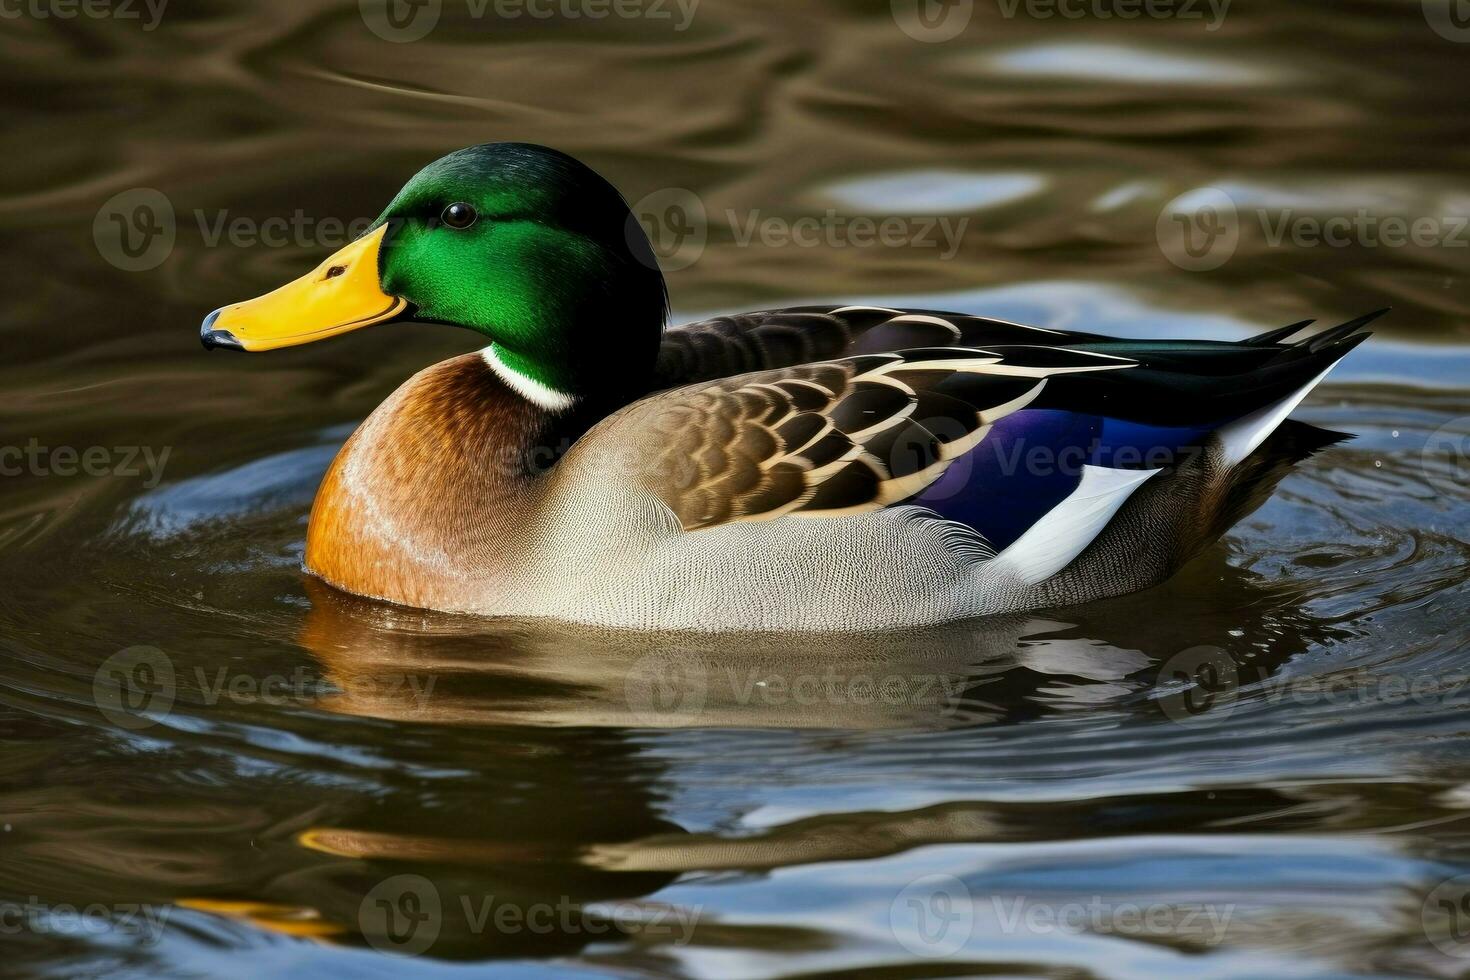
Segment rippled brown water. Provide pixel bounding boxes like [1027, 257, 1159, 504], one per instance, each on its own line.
[2, 1, 1469, 976]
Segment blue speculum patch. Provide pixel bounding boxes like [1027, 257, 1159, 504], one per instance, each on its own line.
[914, 409, 1219, 550]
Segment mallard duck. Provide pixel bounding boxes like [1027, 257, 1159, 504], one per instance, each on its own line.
[200, 143, 1377, 631]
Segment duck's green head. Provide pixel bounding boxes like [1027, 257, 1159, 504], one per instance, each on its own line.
[201, 143, 669, 408]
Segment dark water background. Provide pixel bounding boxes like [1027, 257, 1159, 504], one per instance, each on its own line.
[2, 1, 1469, 976]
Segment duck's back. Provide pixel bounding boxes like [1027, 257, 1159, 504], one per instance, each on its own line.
[654, 305, 1100, 389]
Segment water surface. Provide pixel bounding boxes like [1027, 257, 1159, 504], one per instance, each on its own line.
[1, 1, 1468, 976]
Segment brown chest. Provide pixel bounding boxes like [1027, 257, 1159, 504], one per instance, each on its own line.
[303, 353, 556, 608]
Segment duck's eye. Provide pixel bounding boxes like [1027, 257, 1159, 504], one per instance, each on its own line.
[441, 203, 478, 230]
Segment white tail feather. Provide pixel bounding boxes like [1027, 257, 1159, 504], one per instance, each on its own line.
[1215, 362, 1337, 465]
[988, 465, 1161, 585]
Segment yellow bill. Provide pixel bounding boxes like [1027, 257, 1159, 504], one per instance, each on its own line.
[200, 224, 408, 351]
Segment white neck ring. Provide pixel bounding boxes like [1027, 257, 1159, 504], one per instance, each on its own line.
[481, 345, 578, 413]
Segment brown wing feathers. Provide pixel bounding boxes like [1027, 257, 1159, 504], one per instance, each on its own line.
[637, 348, 1135, 531]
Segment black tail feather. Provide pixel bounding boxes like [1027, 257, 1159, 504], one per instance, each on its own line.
[1306, 308, 1389, 352]
[1244, 318, 1316, 346]
[1244, 308, 1388, 352]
